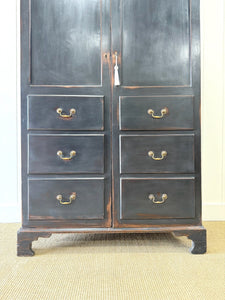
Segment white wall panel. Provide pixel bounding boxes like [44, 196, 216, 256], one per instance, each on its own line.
[201, 0, 225, 220]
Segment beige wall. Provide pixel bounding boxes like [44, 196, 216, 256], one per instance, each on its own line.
[0, 0, 224, 222]
[201, 0, 225, 220]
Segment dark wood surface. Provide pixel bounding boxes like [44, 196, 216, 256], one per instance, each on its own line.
[112, 0, 202, 230]
[174, 228, 207, 254]
[17, 225, 206, 256]
[28, 95, 104, 130]
[17, 230, 52, 256]
[30, 0, 102, 86]
[120, 96, 194, 131]
[28, 134, 105, 174]
[20, 0, 112, 231]
[19, 0, 206, 255]
[120, 134, 195, 174]
[121, 178, 195, 220]
[28, 178, 105, 221]
[120, 0, 190, 87]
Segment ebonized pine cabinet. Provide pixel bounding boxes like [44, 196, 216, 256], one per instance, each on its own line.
[18, 0, 206, 256]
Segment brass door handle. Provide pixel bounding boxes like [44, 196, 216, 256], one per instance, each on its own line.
[147, 107, 168, 119]
[148, 150, 167, 161]
[56, 193, 76, 205]
[57, 150, 76, 161]
[56, 108, 76, 118]
[149, 193, 168, 204]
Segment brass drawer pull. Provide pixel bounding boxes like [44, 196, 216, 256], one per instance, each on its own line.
[57, 150, 76, 161]
[149, 193, 168, 204]
[147, 107, 168, 119]
[148, 150, 167, 161]
[56, 108, 76, 118]
[56, 193, 76, 205]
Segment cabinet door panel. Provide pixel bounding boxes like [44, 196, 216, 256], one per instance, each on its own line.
[30, 0, 102, 86]
[121, 0, 190, 87]
[111, 0, 200, 227]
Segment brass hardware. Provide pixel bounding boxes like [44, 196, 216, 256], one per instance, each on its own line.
[148, 150, 167, 161]
[147, 107, 168, 119]
[56, 193, 76, 205]
[57, 150, 76, 161]
[149, 193, 168, 204]
[56, 108, 76, 118]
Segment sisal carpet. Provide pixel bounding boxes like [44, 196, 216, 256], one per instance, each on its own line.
[0, 222, 224, 300]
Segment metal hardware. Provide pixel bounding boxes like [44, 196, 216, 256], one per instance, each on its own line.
[148, 150, 167, 161]
[148, 193, 168, 204]
[114, 52, 120, 86]
[147, 107, 168, 119]
[57, 150, 76, 161]
[56, 193, 76, 205]
[56, 108, 76, 118]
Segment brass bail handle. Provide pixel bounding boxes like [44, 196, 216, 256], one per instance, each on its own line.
[147, 107, 168, 119]
[56, 193, 76, 205]
[149, 193, 168, 204]
[57, 150, 76, 161]
[56, 108, 76, 118]
[148, 150, 167, 161]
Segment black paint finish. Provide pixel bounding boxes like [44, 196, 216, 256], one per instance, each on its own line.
[28, 134, 104, 174]
[19, 0, 206, 255]
[120, 96, 194, 131]
[174, 229, 207, 254]
[28, 95, 104, 130]
[121, 178, 195, 220]
[28, 179, 105, 221]
[31, 0, 102, 86]
[121, 0, 190, 86]
[120, 134, 195, 174]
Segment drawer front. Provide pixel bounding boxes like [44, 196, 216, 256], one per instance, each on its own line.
[28, 95, 104, 130]
[28, 134, 104, 174]
[120, 178, 195, 220]
[28, 179, 104, 220]
[120, 96, 193, 130]
[120, 134, 194, 174]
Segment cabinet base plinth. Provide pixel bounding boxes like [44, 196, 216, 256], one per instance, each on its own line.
[17, 226, 207, 256]
[173, 228, 207, 254]
[17, 229, 52, 257]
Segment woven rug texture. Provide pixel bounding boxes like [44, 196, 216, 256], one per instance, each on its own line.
[0, 222, 224, 300]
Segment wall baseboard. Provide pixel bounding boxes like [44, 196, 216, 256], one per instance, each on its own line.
[203, 203, 225, 221]
[0, 205, 21, 223]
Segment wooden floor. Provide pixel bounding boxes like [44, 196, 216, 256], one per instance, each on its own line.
[0, 222, 224, 300]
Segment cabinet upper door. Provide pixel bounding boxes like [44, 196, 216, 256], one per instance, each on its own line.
[30, 0, 104, 86]
[113, 0, 192, 88]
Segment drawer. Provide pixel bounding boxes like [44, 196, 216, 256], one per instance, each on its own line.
[28, 134, 104, 174]
[120, 178, 195, 220]
[120, 134, 194, 174]
[28, 95, 104, 130]
[119, 96, 194, 130]
[28, 179, 104, 220]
